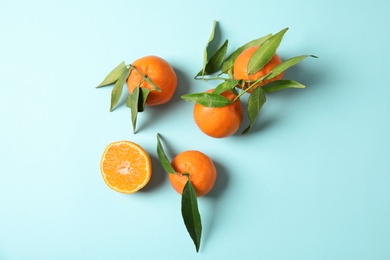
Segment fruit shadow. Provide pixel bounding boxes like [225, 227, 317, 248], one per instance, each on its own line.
[139, 154, 167, 192]
[207, 160, 229, 199]
[281, 58, 324, 95]
[201, 160, 229, 250]
[170, 66, 192, 105]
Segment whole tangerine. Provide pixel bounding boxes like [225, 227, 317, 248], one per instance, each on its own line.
[127, 55, 177, 106]
[193, 89, 243, 138]
[169, 150, 217, 197]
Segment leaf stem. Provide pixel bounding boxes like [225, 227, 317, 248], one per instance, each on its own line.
[232, 74, 269, 102]
[128, 64, 161, 92]
[194, 76, 230, 82]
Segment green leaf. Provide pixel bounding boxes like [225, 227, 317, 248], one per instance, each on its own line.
[242, 87, 266, 134]
[182, 179, 202, 252]
[231, 87, 239, 96]
[196, 39, 228, 77]
[221, 34, 272, 73]
[96, 61, 126, 88]
[248, 28, 288, 75]
[156, 133, 176, 174]
[129, 64, 162, 92]
[125, 87, 150, 133]
[138, 88, 150, 112]
[143, 76, 162, 92]
[263, 80, 306, 93]
[212, 79, 240, 95]
[265, 55, 318, 79]
[126, 86, 139, 133]
[200, 20, 217, 77]
[181, 92, 232, 107]
[110, 67, 130, 112]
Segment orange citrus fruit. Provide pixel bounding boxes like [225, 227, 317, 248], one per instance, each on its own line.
[100, 141, 152, 194]
[193, 89, 243, 138]
[169, 150, 217, 197]
[233, 46, 284, 91]
[127, 55, 177, 106]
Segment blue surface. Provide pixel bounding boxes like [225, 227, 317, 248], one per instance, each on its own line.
[1, 0, 390, 259]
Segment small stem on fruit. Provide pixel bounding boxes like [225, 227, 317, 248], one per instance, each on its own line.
[181, 172, 190, 179]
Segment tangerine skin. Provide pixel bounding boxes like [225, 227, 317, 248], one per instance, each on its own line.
[193, 89, 243, 138]
[127, 55, 177, 106]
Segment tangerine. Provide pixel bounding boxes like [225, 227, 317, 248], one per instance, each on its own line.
[127, 55, 177, 106]
[100, 141, 152, 194]
[169, 150, 217, 197]
[233, 46, 284, 91]
[193, 89, 243, 138]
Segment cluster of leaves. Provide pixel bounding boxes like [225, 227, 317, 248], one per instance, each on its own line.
[156, 134, 202, 252]
[182, 20, 317, 134]
[96, 62, 161, 133]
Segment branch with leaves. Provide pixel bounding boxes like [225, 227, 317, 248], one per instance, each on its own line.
[96, 62, 161, 133]
[182, 21, 317, 134]
[156, 134, 202, 252]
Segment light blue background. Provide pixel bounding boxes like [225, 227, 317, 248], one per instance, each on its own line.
[1, 0, 389, 259]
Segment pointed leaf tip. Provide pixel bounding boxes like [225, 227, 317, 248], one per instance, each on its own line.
[197, 20, 218, 78]
[198, 39, 229, 76]
[97, 61, 126, 88]
[182, 180, 202, 252]
[242, 87, 266, 134]
[263, 80, 306, 93]
[109, 67, 130, 111]
[247, 28, 288, 75]
[127, 86, 140, 133]
[156, 134, 176, 174]
[221, 34, 272, 73]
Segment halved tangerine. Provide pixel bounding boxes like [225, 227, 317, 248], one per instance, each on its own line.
[100, 141, 152, 194]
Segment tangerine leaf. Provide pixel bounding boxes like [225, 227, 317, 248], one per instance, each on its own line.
[181, 92, 232, 107]
[182, 179, 202, 252]
[242, 87, 266, 134]
[96, 61, 126, 88]
[231, 86, 239, 96]
[263, 80, 306, 93]
[221, 34, 272, 73]
[156, 133, 176, 174]
[138, 88, 150, 112]
[248, 28, 288, 75]
[212, 79, 240, 95]
[126, 86, 139, 133]
[200, 20, 217, 77]
[196, 39, 228, 77]
[265, 55, 318, 79]
[110, 67, 130, 112]
[144, 76, 162, 92]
